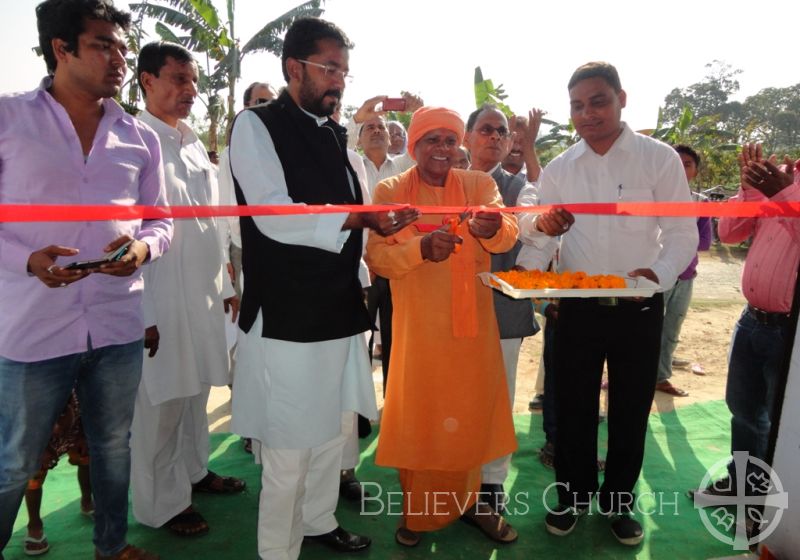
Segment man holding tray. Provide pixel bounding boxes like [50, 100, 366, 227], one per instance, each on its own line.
[518, 61, 697, 546]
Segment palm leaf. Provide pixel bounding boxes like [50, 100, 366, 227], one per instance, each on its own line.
[188, 0, 221, 29]
[211, 46, 241, 81]
[154, 21, 182, 43]
[241, 0, 324, 55]
[129, 3, 204, 33]
[677, 105, 694, 133]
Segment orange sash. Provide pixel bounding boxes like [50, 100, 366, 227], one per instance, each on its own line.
[405, 168, 478, 338]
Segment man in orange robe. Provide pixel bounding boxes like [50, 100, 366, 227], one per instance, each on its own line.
[365, 107, 519, 547]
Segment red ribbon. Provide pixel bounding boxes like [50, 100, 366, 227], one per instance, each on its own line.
[0, 201, 799, 223]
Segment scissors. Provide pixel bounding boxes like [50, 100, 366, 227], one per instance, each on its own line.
[447, 209, 471, 253]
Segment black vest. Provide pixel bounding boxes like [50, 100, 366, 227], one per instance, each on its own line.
[232, 91, 370, 342]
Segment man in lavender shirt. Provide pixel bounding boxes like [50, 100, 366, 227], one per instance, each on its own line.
[0, 1, 172, 559]
[655, 144, 713, 397]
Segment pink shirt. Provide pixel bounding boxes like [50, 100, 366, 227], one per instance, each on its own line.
[0, 79, 173, 362]
[718, 161, 800, 313]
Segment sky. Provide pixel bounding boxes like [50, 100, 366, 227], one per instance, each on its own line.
[2, 0, 797, 132]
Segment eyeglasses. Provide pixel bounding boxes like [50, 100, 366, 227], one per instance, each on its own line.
[297, 59, 353, 82]
[253, 98, 271, 105]
[477, 125, 510, 138]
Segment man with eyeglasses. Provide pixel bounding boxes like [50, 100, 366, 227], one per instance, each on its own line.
[388, 120, 408, 156]
[463, 103, 544, 514]
[221, 80, 278, 301]
[243, 82, 278, 108]
[227, 17, 418, 560]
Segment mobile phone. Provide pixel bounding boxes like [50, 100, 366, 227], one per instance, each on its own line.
[382, 98, 406, 112]
[64, 240, 133, 270]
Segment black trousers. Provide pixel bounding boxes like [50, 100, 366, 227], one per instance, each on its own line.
[366, 275, 392, 395]
[553, 294, 663, 514]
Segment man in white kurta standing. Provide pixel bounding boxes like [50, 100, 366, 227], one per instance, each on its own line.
[130, 41, 243, 537]
[228, 17, 418, 560]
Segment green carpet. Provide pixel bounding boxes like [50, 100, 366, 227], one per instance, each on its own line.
[9, 401, 737, 559]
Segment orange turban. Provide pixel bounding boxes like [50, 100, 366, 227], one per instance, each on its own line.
[406, 106, 465, 161]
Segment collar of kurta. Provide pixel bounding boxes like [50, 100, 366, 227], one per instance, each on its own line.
[272, 90, 350, 150]
[139, 109, 199, 148]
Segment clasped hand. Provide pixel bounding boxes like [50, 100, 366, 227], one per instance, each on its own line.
[28, 235, 149, 288]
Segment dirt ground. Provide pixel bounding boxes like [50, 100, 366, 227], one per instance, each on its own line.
[207, 245, 746, 432]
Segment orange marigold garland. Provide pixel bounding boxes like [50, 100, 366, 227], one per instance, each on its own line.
[494, 270, 627, 290]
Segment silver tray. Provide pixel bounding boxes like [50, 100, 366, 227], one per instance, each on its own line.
[478, 272, 660, 299]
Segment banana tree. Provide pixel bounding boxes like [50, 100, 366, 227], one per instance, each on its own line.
[130, 0, 324, 148]
[642, 105, 740, 188]
[473, 66, 512, 116]
[643, 105, 738, 150]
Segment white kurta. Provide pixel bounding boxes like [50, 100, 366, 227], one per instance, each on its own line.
[228, 110, 378, 450]
[131, 112, 235, 527]
[138, 111, 234, 405]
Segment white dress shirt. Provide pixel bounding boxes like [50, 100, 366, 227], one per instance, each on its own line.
[518, 123, 698, 289]
[362, 152, 414, 197]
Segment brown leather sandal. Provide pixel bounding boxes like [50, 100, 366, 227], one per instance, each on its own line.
[460, 502, 518, 543]
[395, 524, 421, 547]
[164, 507, 209, 537]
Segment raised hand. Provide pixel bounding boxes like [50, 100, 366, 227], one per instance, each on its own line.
[400, 91, 424, 113]
[353, 95, 389, 124]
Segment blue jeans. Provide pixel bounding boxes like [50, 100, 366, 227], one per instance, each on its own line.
[0, 339, 143, 557]
[725, 308, 787, 478]
[657, 277, 694, 383]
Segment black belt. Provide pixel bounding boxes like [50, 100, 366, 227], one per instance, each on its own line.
[747, 304, 790, 326]
[582, 296, 655, 307]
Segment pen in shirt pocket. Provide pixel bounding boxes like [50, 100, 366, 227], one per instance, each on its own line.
[617, 184, 623, 200]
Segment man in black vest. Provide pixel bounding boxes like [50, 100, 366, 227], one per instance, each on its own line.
[227, 17, 418, 560]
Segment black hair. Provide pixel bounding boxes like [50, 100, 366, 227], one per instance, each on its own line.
[243, 82, 263, 106]
[673, 144, 701, 168]
[466, 103, 500, 132]
[281, 17, 353, 82]
[36, 0, 131, 74]
[568, 61, 622, 92]
[137, 41, 195, 98]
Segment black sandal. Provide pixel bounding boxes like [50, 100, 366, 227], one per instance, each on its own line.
[192, 471, 246, 494]
[165, 508, 209, 537]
